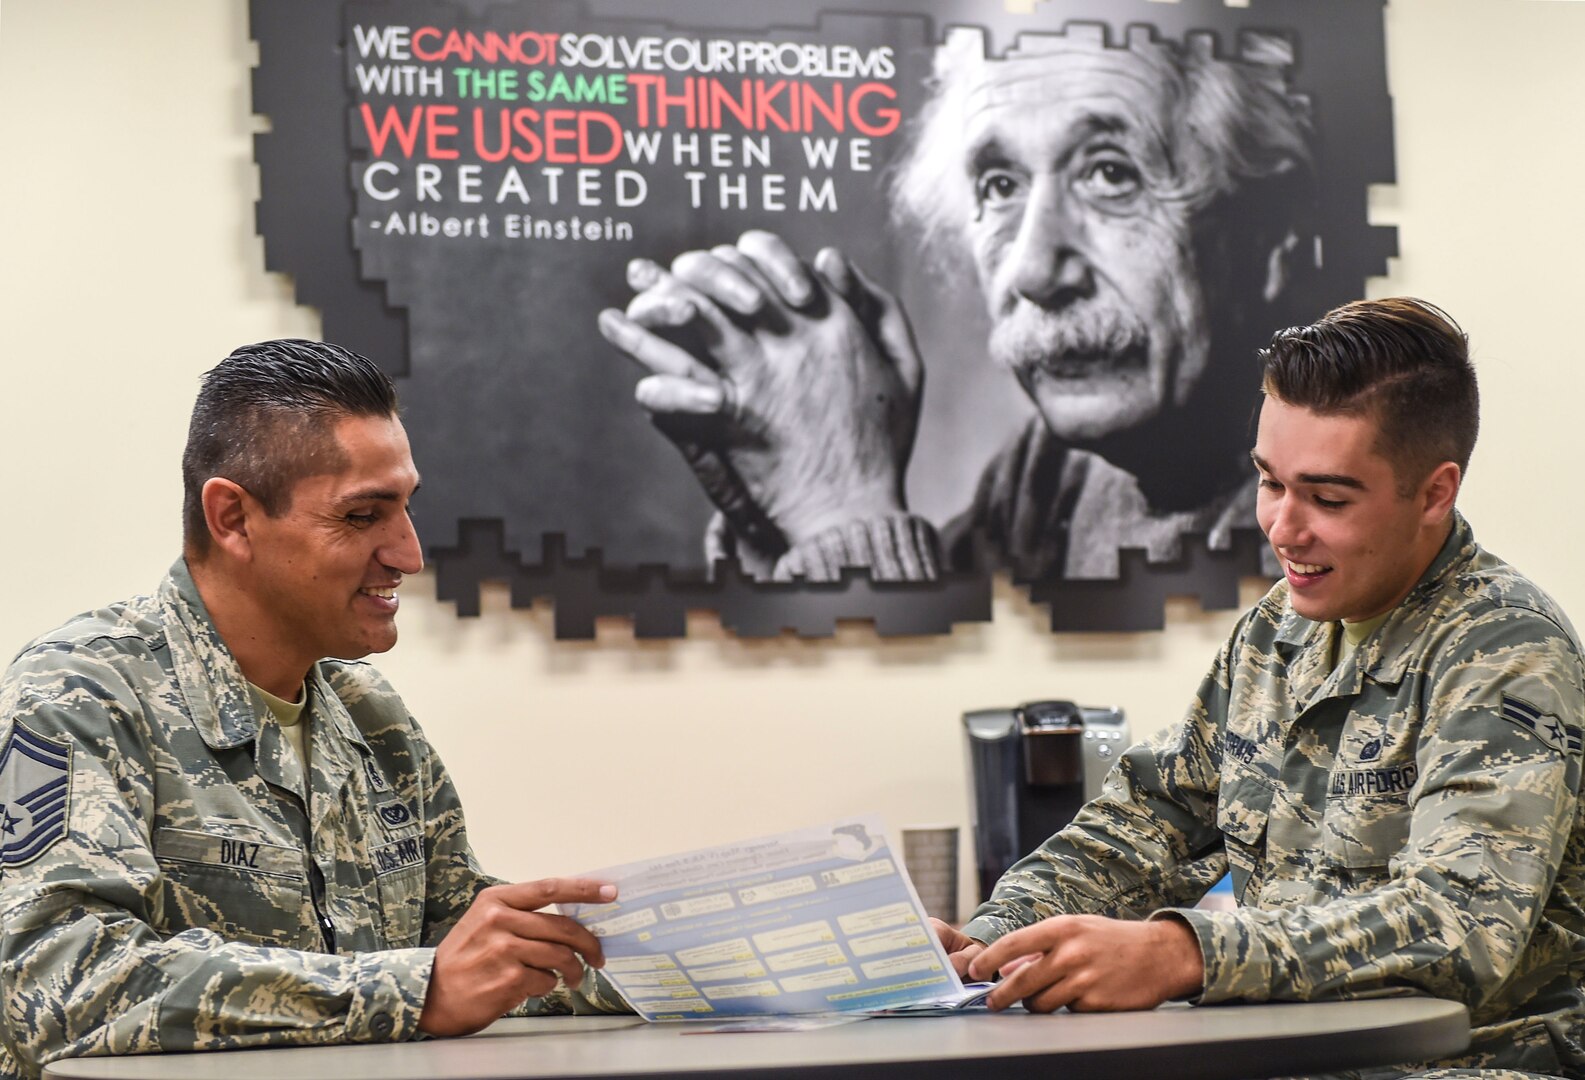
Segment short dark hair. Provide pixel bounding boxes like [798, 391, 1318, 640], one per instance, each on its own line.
[1259, 297, 1478, 494]
[182, 339, 398, 555]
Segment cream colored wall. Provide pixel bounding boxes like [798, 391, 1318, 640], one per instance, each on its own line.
[2, 0, 1582, 919]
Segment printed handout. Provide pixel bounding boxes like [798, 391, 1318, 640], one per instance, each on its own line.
[562, 818, 971, 1020]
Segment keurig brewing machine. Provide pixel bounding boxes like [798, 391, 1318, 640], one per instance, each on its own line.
[963, 700, 1128, 902]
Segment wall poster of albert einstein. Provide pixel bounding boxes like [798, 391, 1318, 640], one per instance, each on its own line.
[250, 0, 1395, 638]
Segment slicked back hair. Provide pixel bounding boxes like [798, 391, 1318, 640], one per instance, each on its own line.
[182, 339, 399, 556]
[1260, 298, 1478, 495]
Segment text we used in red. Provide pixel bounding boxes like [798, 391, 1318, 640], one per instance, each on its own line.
[358, 103, 623, 164]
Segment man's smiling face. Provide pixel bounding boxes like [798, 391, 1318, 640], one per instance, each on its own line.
[245, 413, 424, 669]
[1253, 395, 1444, 623]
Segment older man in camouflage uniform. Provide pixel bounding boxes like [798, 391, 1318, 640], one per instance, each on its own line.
[936, 299, 1585, 1079]
[0, 341, 626, 1080]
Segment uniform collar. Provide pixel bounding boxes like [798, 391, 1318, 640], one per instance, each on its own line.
[1272, 512, 1477, 691]
[1356, 512, 1479, 685]
[160, 558, 258, 750]
[159, 558, 372, 756]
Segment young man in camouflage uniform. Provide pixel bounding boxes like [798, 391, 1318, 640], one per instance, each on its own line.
[0, 341, 627, 1079]
[936, 298, 1585, 1078]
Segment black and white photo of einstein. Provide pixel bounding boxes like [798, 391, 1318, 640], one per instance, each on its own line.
[598, 24, 1315, 583]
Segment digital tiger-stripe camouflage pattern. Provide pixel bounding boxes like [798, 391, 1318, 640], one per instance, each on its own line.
[964, 515, 1585, 1078]
[0, 560, 625, 1079]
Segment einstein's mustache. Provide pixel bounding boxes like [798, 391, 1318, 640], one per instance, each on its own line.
[988, 301, 1150, 374]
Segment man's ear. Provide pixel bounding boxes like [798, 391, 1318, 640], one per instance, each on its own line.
[201, 477, 258, 561]
[1261, 229, 1301, 304]
[1419, 461, 1462, 524]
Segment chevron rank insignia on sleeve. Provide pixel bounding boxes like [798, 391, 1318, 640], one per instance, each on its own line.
[0, 723, 72, 870]
[1500, 695, 1581, 757]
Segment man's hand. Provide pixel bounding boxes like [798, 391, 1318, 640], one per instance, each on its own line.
[418, 878, 615, 1037]
[597, 230, 924, 551]
[930, 917, 987, 978]
[968, 915, 1204, 1014]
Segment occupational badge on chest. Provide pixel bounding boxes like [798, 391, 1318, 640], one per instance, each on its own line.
[0, 723, 72, 869]
[377, 801, 413, 828]
[370, 790, 417, 834]
[1328, 763, 1418, 797]
[1329, 719, 1417, 798]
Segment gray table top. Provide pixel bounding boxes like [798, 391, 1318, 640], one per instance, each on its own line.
[43, 998, 1471, 1080]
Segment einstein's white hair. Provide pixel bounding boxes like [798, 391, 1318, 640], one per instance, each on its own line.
[889, 23, 1314, 264]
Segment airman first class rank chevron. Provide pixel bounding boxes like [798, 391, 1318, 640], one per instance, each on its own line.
[1501, 694, 1581, 757]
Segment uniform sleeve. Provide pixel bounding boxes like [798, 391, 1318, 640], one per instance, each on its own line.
[960, 617, 1243, 944]
[1167, 606, 1584, 1007]
[0, 656, 429, 1078]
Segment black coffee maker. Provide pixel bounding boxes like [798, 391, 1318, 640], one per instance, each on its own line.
[963, 700, 1128, 902]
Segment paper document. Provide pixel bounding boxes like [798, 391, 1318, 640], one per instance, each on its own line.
[562, 818, 968, 1020]
[866, 982, 998, 1016]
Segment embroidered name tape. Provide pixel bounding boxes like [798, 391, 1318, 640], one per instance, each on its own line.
[1329, 763, 1419, 797]
[373, 835, 423, 876]
[154, 827, 303, 879]
[1225, 731, 1259, 764]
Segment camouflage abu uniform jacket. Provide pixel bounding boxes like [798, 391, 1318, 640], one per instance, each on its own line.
[0, 560, 623, 1080]
[963, 514, 1585, 1076]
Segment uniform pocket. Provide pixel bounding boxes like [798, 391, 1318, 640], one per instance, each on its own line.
[1216, 769, 1274, 903]
[1320, 795, 1411, 869]
[154, 826, 309, 946]
[371, 832, 426, 948]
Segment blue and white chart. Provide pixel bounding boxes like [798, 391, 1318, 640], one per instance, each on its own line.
[563, 818, 965, 1019]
